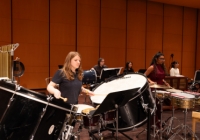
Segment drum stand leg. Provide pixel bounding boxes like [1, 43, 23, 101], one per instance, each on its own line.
[0, 82, 20, 123]
[162, 105, 181, 137]
[136, 95, 159, 139]
[168, 108, 199, 140]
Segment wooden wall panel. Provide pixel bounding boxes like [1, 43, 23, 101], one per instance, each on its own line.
[12, 0, 49, 89]
[146, 2, 163, 68]
[163, 5, 183, 73]
[182, 7, 197, 78]
[77, 0, 100, 70]
[100, 0, 126, 68]
[1, 0, 200, 89]
[127, 0, 146, 71]
[196, 10, 200, 70]
[0, 0, 11, 44]
[127, 49, 146, 71]
[50, 0, 76, 76]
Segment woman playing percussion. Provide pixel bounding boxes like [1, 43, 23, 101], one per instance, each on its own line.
[144, 52, 171, 129]
[47, 51, 94, 104]
[144, 52, 170, 86]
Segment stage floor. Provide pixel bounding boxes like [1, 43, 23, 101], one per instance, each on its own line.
[76, 94, 200, 140]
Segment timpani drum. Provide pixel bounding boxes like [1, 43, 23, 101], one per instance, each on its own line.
[91, 73, 155, 131]
[170, 92, 195, 109]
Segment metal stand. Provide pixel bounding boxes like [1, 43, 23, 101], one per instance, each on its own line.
[0, 81, 20, 123]
[168, 108, 199, 140]
[162, 100, 181, 137]
[136, 89, 160, 139]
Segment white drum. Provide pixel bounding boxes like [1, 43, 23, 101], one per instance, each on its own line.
[73, 104, 94, 121]
[166, 88, 183, 93]
[91, 74, 148, 104]
[170, 92, 195, 109]
[91, 73, 155, 131]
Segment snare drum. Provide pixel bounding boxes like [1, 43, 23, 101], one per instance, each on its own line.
[81, 108, 100, 129]
[183, 91, 200, 106]
[74, 104, 94, 121]
[170, 92, 195, 109]
[152, 90, 170, 100]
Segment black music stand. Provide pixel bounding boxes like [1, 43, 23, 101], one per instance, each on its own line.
[99, 67, 122, 82]
[89, 88, 140, 140]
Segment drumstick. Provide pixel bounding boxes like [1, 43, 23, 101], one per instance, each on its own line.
[94, 93, 108, 96]
[60, 96, 68, 102]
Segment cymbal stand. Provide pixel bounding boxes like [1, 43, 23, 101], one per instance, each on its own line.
[168, 108, 199, 140]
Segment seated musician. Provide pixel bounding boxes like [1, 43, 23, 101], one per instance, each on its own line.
[144, 52, 171, 128]
[92, 58, 108, 83]
[47, 51, 94, 105]
[123, 61, 134, 74]
[170, 61, 180, 76]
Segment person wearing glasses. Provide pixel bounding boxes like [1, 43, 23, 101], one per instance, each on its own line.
[144, 52, 170, 129]
[144, 52, 170, 86]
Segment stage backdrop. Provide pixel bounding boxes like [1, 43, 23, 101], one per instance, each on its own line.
[0, 0, 200, 89]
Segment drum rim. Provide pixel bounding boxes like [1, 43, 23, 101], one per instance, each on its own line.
[92, 73, 148, 102]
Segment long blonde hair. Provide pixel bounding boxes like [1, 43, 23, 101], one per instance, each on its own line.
[61, 51, 83, 80]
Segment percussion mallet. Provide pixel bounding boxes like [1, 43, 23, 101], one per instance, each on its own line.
[60, 96, 68, 102]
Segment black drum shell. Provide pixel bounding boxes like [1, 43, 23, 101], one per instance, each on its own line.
[0, 81, 73, 140]
[91, 73, 155, 131]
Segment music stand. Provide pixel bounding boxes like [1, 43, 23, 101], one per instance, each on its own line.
[138, 69, 146, 74]
[99, 67, 122, 82]
[89, 88, 140, 139]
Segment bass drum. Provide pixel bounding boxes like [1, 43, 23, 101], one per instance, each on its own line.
[91, 73, 155, 131]
[0, 81, 75, 140]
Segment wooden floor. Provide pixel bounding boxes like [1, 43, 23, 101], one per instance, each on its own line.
[74, 94, 200, 140]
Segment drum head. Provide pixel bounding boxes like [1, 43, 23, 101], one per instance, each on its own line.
[91, 73, 147, 104]
[74, 104, 94, 114]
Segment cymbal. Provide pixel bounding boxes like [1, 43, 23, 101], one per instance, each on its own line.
[150, 84, 171, 89]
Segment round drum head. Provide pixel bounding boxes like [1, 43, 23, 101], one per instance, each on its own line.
[91, 73, 147, 104]
[74, 104, 94, 114]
